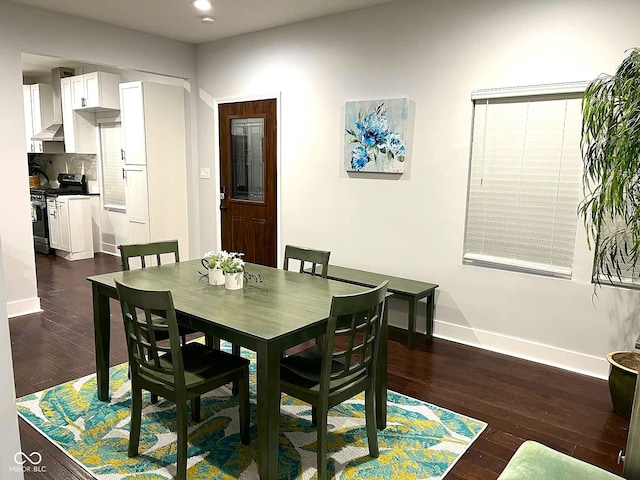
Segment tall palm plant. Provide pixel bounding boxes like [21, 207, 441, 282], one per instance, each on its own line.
[580, 47, 640, 285]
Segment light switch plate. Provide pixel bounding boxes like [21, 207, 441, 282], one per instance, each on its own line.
[200, 167, 211, 179]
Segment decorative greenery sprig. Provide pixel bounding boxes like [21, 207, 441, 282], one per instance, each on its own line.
[219, 252, 245, 273]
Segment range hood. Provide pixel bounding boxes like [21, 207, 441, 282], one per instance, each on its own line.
[32, 122, 63, 142]
[31, 67, 74, 142]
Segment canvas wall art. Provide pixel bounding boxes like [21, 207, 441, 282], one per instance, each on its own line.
[344, 97, 409, 173]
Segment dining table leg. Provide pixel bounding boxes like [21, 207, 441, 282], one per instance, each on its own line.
[92, 284, 111, 401]
[256, 342, 282, 479]
[376, 300, 389, 430]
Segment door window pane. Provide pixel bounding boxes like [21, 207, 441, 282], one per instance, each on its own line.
[231, 117, 264, 201]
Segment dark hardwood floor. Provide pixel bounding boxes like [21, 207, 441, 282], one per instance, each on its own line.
[10, 253, 629, 479]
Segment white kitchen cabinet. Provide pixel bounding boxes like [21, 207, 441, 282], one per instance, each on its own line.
[23, 84, 54, 153]
[47, 195, 94, 261]
[119, 82, 147, 165]
[123, 165, 150, 244]
[70, 72, 121, 111]
[120, 81, 189, 258]
[47, 197, 60, 250]
[61, 77, 97, 154]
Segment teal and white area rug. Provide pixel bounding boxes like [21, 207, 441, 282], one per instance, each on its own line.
[17, 346, 487, 479]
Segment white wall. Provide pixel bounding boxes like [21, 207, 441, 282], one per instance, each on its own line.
[0, 235, 24, 479]
[195, 0, 640, 378]
[0, 2, 199, 317]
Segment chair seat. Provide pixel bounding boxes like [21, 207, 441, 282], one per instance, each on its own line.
[145, 343, 250, 391]
[281, 345, 341, 386]
[280, 345, 365, 393]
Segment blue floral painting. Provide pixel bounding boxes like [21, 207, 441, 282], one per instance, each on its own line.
[345, 98, 409, 173]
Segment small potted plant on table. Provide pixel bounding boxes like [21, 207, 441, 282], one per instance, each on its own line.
[201, 250, 225, 285]
[220, 252, 245, 290]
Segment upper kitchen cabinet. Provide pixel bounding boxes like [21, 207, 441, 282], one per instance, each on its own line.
[61, 71, 120, 154]
[119, 82, 146, 165]
[23, 84, 53, 153]
[61, 77, 96, 154]
[70, 72, 121, 111]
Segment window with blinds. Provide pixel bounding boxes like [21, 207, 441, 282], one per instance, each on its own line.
[99, 122, 126, 212]
[463, 84, 586, 278]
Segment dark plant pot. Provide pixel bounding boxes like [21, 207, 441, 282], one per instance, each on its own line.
[607, 351, 640, 420]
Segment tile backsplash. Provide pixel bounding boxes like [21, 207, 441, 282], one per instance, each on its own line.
[44, 153, 98, 190]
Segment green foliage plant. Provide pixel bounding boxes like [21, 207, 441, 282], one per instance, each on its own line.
[580, 47, 640, 286]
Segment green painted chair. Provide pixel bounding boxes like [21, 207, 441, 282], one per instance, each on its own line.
[279, 281, 388, 480]
[119, 239, 196, 346]
[115, 281, 250, 480]
[283, 244, 331, 277]
[119, 239, 181, 270]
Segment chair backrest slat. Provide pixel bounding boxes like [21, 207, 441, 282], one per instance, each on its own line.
[119, 240, 180, 271]
[283, 245, 330, 278]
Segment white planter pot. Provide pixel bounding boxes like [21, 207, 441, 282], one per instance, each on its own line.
[225, 272, 244, 290]
[208, 268, 225, 286]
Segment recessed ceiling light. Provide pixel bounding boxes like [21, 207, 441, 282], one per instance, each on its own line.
[192, 0, 212, 11]
[200, 15, 215, 24]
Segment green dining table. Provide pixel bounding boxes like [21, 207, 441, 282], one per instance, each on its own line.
[87, 260, 388, 480]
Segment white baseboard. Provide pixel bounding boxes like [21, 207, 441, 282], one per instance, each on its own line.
[7, 297, 41, 318]
[433, 320, 610, 380]
[100, 243, 119, 256]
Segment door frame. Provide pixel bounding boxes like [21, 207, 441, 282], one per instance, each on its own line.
[213, 92, 282, 263]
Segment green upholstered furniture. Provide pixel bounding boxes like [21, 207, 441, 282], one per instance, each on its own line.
[279, 281, 388, 480]
[115, 281, 250, 480]
[284, 244, 331, 277]
[497, 441, 623, 480]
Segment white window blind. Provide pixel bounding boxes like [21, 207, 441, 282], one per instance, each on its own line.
[463, 89, 584, 278]
[99, 122, 126, 211]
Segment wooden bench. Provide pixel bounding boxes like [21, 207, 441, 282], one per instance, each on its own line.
[319, 265, 438, 349]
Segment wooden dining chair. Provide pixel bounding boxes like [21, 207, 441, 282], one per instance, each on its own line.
[279, 281, 388, 480]
[283, 245, 331, 277]
[118, 239, 201, 400]
[115, 281, 250, 480]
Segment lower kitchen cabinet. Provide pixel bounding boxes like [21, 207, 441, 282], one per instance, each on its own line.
[47, 195, 94, 261]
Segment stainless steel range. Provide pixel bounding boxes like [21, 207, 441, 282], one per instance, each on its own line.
[30, 173, 88, 254]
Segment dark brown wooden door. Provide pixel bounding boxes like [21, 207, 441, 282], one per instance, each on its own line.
[219, 99, 277, 267]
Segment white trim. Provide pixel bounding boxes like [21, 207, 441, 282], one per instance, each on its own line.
[463, 253, 572, 278]
[7, 297, 41, 318]
[212, 92, 282, 262]
[433, 319, 609, 380]
[471, 81, 590, 100]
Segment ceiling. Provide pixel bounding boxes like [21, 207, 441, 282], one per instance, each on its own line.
[9, 0, 393, 45]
